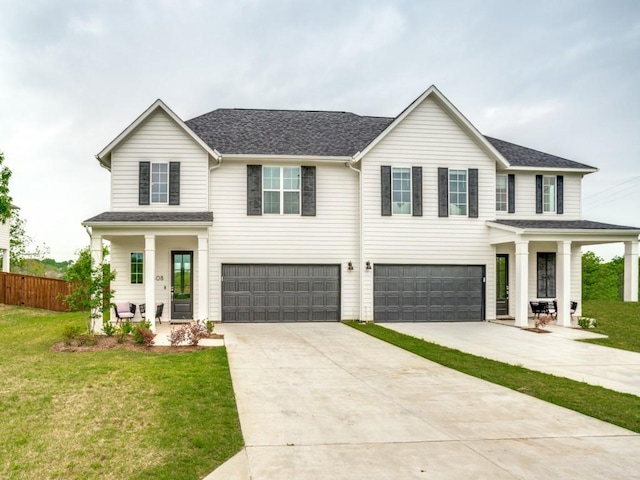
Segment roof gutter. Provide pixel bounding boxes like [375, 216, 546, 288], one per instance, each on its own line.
[346, 154, 365, 321]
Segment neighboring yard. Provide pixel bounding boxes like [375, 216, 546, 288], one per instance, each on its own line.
[582, 300, 640, 353]
[0, 306, 243, 480]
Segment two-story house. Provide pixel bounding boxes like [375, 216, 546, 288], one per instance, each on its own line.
[83, 85, 639, 332]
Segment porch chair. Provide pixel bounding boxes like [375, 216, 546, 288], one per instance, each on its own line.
[551, 300, 578, 321]
[529, 301, 548, 319]
[113, 302, 136, 325]
[140, 302, 165, 324]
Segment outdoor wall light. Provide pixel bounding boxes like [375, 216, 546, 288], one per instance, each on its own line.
[348, 261, 354, 271]
[366, 261, 372, 270]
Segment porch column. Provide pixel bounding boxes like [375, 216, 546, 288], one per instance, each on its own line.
[197, 234, 209, 321]
[90, 235, 103, 333]
[624, 240, 639, 302]
[514, 239, 529, 327]
[556, 240, 572, 327]
[2, 248, 9, 272]
[144, 235, 156, 333]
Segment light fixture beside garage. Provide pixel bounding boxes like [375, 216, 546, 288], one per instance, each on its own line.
[348, 261, 354, 271]
[366, 261, 372, 270]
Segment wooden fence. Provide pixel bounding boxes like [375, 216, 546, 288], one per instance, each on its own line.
[0, 272, 73, 312]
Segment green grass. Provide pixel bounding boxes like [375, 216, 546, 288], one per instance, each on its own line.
[0, 306, 243, 479]
[345, 320, 640, 433]
[582, 300, 640, 353]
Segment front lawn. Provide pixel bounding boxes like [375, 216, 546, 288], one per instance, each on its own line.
[0, 306, 243, 480]
[582, 300, 640, 353]
[346, 321, 640, 433]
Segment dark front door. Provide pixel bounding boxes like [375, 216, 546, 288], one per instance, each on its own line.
[172, 251, 193, 320]
[496, 254, 509, 316]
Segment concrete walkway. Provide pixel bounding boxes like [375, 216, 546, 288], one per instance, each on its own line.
[384, 322, 640, 397]
[206, 323, 640, 479]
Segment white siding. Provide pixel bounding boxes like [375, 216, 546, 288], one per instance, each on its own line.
[208, 160, 360, 321]
[361, 97, 497, 321]
[110, 110, 209, 211]
[496, 171, 582, 220]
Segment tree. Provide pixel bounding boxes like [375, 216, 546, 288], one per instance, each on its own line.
[63, 246, 115, 332]
[0, 152, 13, 224]
[9, 209, 50, 272]
[582, 251, 624, 301]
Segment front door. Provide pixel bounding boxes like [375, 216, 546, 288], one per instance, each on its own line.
[172, 251, 193, 320]
[496, 254, 509, 316]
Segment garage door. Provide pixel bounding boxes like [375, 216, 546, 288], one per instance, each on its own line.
[374, 265, 485, 322]
[222, 264, 340, 322]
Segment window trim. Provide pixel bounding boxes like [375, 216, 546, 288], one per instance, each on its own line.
[130, 252, 144, 285]
[150, 162, 169, 204]
[391, 166, 412, 215]
[496, 174, 508, 212]
[262, 166, 301, 215]
[542, 175, 557, 213]
[449, 168, 468, 216]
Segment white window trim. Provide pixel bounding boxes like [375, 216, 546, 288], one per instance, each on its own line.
[496, 174, 508, 212]
[391, 166, 412, 215]
[130, 251, 144, 285]
[150, 162, 169, 205]
[449, 168, 468, 217]
[543, 175, 557, 213]
[262, 166, 301, 215]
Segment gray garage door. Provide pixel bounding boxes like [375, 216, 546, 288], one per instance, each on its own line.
[374, 265, 485, 322]
[222, 264, 340, 322]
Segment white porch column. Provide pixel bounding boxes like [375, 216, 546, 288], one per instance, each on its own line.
[197, 234, 209, 320]
[144, 235, 156, 333]
[2, 248, 9, 272]
[624, 240, 639, 302]
[90, 235, 103, 332]
[514, 240, 529, 327]
[556, 240, 572, 327]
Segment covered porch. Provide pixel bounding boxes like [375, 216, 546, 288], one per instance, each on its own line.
[488, 220, 639, 328]
[82, 212, 213, 332]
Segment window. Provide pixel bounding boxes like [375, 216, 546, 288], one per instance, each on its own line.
[449, 169, 468, 215]
[131, 252, 143, 284]
[496, 174, 507, 212]
[543, 176, 556, 212]
[537, 252, 556, 298]
[263, 166, 300, 214]
[151, 163, 168, 203]
[392, 167, 411, 214]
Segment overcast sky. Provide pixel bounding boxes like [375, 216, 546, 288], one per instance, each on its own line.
[1, 0, 638, 261]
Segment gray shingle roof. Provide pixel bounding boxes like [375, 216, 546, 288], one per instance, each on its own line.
[186, 109, 393, 157]
[493, 219, 640, 230]
[83, 211, 213, 223]
[185, 108, 595, 170]
[485, 137, 595, 170]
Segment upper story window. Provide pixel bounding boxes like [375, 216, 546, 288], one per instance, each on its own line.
[263, 166, 301, 214]
[392, 167, 411, 215]
[151, 163, 168, 204]
[131, 252, 143, 284]
[496, 174, 508, 212]
[449, 169, 468, 216]
[543, 175, 556, 212]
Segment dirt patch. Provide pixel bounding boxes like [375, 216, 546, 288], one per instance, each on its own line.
[51, 334, 224, 354]
[522, 327, 551, 333]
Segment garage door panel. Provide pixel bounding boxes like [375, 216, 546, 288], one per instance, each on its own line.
[375, 264, 484, 322]
[222, 264, 340, 322]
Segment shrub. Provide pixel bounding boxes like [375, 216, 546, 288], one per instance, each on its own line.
[205, 320, 214, 334]
[77, 332, 97, 346]
[102, 321, 117, 337]
[168, 325, 188, 346]
[578, 316, 597, 329]
[132, 321, 154, 346]
[121, 318, 133, 335]
[62, 325, 83, 345]
[534, 314, 552, 330]
[115, 327, 126, 344]
[185, 320, 209, 346]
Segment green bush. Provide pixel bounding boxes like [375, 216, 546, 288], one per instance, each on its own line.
[62, 325, 83, 345]
[102, 321, 117, 337]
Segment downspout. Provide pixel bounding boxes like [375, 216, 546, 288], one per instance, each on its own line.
[346, 155, 363, 321]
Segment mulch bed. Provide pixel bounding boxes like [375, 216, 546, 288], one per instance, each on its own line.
[51, 334, 224, 354]
[522, 327, 551, 333]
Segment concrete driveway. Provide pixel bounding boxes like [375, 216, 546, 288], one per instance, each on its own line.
[384, 322, 640, 396]
[207, 323, 640, 479]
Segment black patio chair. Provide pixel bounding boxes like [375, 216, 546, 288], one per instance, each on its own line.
[529, 301, 548, 319]
[140, 302, 165, 324]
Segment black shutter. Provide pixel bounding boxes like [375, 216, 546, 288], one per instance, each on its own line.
[507, 174, 515, 213]
[381, 166, 391, 216]
[412, 166, 422, 217]
[438, 167, 449, 217]
[169, 162, 180, 205]
[468, 168, 478, 218]
[139, 161, 150, 205]
[557, 175, 564, 214]
[535, 175, 543, 214]
[247, 165, 262, 215]
[301, 166, 316, 216]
